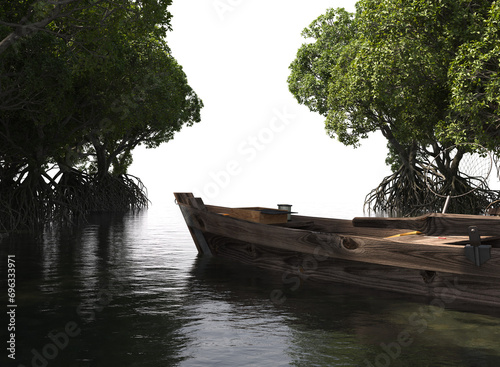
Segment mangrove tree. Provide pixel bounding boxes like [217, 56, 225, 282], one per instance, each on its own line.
[0, 0, 203, 231]
[288, 0, 499, 216]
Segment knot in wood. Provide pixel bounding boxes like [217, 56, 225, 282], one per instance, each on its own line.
[420, 270, 437, 284]
[341, 237, 358, 250]
[245, 244, 257, 258]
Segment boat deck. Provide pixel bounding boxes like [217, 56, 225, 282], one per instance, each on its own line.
[206, 204, 500, 248]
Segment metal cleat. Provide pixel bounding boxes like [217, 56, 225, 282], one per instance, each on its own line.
[464, 226, 491, 267]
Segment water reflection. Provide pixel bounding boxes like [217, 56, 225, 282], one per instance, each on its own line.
[181, 255, 500, 367]
[1, 207, 500, 367]
[2, 210, 196, 367]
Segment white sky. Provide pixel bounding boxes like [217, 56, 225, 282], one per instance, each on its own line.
[129, 0, 392, 218]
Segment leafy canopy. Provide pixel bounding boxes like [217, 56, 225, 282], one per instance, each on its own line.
[0, 0, 203, 229]
[446, 1, 500, 150]
[288, 0, 492, 151]
[288, 0, 497, 215]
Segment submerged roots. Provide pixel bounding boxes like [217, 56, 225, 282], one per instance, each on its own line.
[0, 172, 149, 233]
[86, 174, 149, 213]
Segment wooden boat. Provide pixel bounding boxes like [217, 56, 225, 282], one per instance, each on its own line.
[174, 192, 500, 309]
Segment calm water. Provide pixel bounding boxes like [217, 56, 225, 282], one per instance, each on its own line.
[2, 204, 500, 367]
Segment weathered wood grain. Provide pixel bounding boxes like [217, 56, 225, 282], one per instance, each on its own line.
[174, 193, 500, 307]
[204, 233, 500, 308]
[228, 207, 288, 224]
[174, 193, 211, 255]
[180, 203, 500, 278]
[353, 213, 500, 237]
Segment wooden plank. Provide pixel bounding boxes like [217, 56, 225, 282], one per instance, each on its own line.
[228, 207, 288, 224]
[189, 196, 208, 211]
[388, 234, 500, 247]
[174, 192, 195, 206]
[174, 193, 212, 256]
[206, 204, 231, 214]
[293, 214, 408, 237]
[271, 221, 316, 229]
[208, 204, 288, 223]
[352, 214, 433, 232]
[204, 234, 500, 308]
[353, 213, 500, 237]
[181, 205, 500, 278]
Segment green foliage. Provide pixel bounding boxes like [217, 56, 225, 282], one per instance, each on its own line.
[446, 1, 500, 150]
[288, 8, 355, 118]
[0, 0, 203, 232]
[288, 0, 498, 215]
[288, 0, 492, 148]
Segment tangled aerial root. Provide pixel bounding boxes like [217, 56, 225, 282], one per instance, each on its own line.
[0, 172, 149, 233]
[364, 164, 498, 216]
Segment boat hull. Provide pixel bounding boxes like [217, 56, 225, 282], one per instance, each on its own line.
[174, 193, 500, 309]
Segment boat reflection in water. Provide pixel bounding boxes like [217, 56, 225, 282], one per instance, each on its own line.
[182, 254, 500, 367]
[3, 201, 500, 367]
